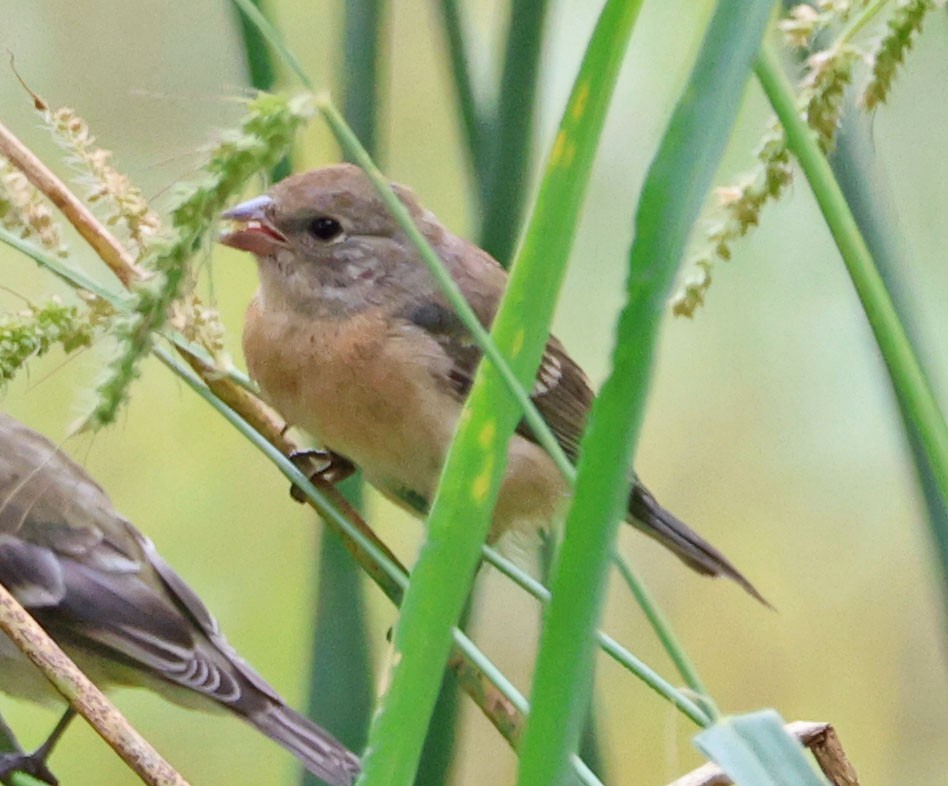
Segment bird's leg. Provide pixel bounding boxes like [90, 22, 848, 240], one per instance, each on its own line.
[288, 449, 357, 503]
[0, 708, 74, 786]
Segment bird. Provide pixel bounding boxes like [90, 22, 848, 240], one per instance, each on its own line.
[0, 413, 360, 786]
[219, 163, 764, 603]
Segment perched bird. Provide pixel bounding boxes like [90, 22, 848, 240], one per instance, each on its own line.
[220, 164, 764, 602]
[0, 414, 360, 786]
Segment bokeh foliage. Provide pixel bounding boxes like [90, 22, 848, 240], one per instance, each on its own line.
[0, 1, 946, 785]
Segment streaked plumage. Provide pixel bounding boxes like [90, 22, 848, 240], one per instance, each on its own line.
[0, 414, 360, 786]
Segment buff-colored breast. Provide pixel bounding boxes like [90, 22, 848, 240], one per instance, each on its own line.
[243, 295, 456, 503]
[243, 295, 569, 537]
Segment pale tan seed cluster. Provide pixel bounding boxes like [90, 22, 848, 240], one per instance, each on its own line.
[44, 105, 161, 258]
[671, 0, 941, 317]
[0, 160, 67, 256]
[87, 92, 316, 429]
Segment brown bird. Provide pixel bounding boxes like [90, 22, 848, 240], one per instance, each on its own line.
[0, 413, 360, 786]
[220, 163, 764, 603]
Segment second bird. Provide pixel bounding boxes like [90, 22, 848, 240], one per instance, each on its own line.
[0, 414, 360, 786]
[220, 164, 763, 602]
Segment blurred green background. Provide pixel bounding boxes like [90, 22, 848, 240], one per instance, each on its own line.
[1, 1, 947, 784]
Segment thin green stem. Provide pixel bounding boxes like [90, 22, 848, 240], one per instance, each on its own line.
[153, 346, 406, 585]
[0, 228, 258, 397]
[483, 546, 712, 727]
[229, 0, 313, 89]
[479, 0, 551, 264]
[612, 554, 718, 721]
[0, 228, 130, 307]
[839, 0, 889, 45]
[436, 0, 490, 201]
[755, 40, 948, 529]
[596, 631, 710, 727]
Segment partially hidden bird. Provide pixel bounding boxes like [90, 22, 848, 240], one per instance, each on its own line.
[220, 163, 764, 603]
[0, 413, 360, 786]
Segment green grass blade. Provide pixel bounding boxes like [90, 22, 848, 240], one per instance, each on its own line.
[540, 533, 607, 781]
[229, 0, 313, 89]
[233, 0, 291, 182]
[305, 522, 374, 758]
[340, 0, 385, 153]
[755, 41, 948, 573]
[435, 0, 490, 199]
[351, 0, 642, 781]
[829, 109, 948, 640]
[515, 4, 774, 784]
[694, 710, 828, 786]
[413, 603, 472, 786]
[233, 0, 277, 89]
[479, 0, 551, 264]
[0, 227, 131, 308]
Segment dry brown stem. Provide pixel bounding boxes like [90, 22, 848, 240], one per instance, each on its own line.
[0, 119, 146, 286]
[0, 582, 189, 786]
[666, 721, 859, 786]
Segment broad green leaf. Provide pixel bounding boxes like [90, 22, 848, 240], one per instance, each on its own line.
[694, 710, 828, 786]
[515, 2, 775, 785]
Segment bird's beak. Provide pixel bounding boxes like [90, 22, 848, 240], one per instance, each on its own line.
[219, 195, 288, 255]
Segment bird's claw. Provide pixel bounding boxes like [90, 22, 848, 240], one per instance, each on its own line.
[288, 449, 357, 503]
[0, 750, 59, 786]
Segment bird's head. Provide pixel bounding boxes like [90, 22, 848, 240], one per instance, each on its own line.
[220, 163, 442, 315]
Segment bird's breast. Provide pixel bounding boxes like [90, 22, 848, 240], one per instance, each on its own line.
[243, 296, 458, 500]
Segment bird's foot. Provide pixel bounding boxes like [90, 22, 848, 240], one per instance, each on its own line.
[288, 449, 357, 503]
[0, 749, 59, 786]
[0, 708, 75, 786]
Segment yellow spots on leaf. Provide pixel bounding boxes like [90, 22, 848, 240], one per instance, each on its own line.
[550, 131, 566, 167]
[471, 450, 495, 506]
[549, 130, 576, 170]
[471, 470, 491, 506]
[511, 328, 525, 357]
[478, 420, 496, 448]
[549, 81, 588, 170]
[571, 81, 590, 121]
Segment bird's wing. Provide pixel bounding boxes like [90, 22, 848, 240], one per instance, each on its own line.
[0, 414, 278, 708]
[513, 336, 593, 463]
[403, 298, 593, 464]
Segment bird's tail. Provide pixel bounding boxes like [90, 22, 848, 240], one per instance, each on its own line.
[246, 704, 361, 786]
[628, 482, 769, 606]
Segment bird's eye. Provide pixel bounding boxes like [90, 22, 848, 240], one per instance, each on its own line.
[307, 216, 344, 241]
